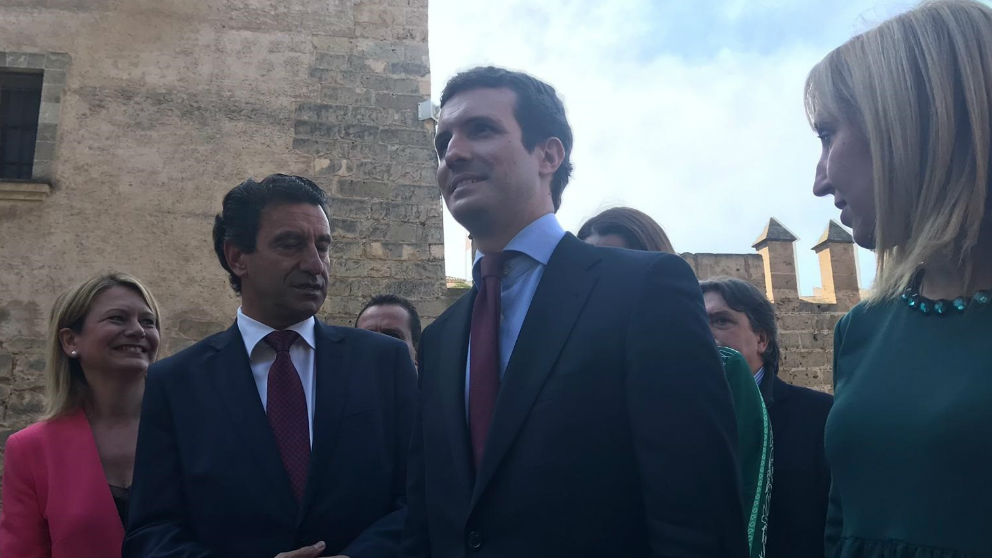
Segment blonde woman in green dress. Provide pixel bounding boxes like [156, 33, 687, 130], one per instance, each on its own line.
[806, 1, 992, 555]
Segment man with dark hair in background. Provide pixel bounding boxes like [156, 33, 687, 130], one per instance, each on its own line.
[126, 174, 417, 558]
[701, 277, 833, 558]
[355, 294, 421, 362]
[403, 66, 746, 556]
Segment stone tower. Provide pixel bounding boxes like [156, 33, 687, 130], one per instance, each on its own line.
[752, 218, 799, 305]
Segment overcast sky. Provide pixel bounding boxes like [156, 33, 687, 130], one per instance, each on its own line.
[428, 0, 923, 293]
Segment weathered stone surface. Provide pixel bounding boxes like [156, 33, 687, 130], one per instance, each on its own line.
[0, 0, 442, 456]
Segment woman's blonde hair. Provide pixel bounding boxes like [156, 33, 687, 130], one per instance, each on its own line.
[805, 0, 992, 301]
[43, 272, 162, 420]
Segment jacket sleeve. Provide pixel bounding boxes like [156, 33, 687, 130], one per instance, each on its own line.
[0, 430, 51, 558]
[123, 365, 212, 558]
[342, 341, 419, 558]
[401, 341, 430, 558]
[625, 254, 748, 557]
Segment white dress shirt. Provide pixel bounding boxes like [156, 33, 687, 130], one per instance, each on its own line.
[236, 308, 317, 447]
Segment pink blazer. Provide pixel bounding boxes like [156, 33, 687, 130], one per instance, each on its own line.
[0, 409, 124, 558]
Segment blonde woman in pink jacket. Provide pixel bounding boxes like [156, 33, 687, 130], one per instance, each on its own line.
[1, 272, 160, 558]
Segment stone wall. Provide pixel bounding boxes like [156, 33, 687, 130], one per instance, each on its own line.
[0, 0, 442, 450]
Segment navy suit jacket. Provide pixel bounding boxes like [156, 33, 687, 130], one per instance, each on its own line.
[760, 374, 833, 557]
[124, 320, 417, 557]
[404, 234, 747, 557]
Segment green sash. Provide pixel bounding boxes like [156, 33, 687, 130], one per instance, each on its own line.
[719, 346, 773, 558]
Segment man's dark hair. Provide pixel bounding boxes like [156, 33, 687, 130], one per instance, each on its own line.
[355, 294, 422, 347]
[699, 277, 780, 377]
[212, 173, 328, 293]
[440, 66, 574, 210]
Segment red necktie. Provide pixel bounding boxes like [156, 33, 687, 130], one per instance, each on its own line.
[469, 252, 506, 468]
[264, 330, 310, 503]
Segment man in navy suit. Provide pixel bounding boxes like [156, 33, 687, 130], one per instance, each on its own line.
[701, 277, 833, 557]
[125, 174, 417, 558]
[403, 66, 746, 557]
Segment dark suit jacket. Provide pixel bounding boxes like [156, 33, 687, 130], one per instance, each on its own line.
[404, 234, 747, 557]
[759, 374, 833, 557]
[124, 321, 418, 558]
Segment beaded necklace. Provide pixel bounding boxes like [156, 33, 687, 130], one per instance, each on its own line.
[902, 271, 991, 316]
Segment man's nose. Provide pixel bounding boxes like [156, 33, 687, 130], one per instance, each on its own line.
[442, 133, 470, 168]
[300, 244, 327, 274]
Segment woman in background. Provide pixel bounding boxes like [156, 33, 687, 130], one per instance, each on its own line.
[579, 206, 772, 558]
[806, 1, 992, 555]
[0, 272, 161, 558]
[576, 206, 674, 252]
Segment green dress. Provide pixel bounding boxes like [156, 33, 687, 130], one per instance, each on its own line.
[719, 346, 774, 558]
[827, 298, 992, 557]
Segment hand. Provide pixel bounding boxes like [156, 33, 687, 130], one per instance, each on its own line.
[275, 541, 326, 558]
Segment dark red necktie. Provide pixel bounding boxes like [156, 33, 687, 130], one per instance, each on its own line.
[469, 252, 506, 468]
[264, 330, 310, 503]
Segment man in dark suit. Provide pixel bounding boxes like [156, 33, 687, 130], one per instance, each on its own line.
[125, 174, 417, 558]
[403, 66, 746, 557]
[701, 277, 833, 557]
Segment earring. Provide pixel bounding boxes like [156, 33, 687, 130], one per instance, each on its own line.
[69, 350, 77, 357]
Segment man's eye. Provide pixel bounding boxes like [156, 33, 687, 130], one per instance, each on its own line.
[471, 122, 494, 135]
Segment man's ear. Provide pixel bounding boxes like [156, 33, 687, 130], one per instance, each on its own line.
[537, 137, 565, 178]
[756, 329, 770, 355]
[223, 240, 250, 280]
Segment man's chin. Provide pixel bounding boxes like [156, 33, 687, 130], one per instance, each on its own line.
[282, 299, 325, 325]
[448, 204, 493, 237]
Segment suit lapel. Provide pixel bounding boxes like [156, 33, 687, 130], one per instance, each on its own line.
[64, 410, 125, 539]
[434, 292, 476, 495]
[759, 373, 780, 408]
[210, 323, 297, 515]
[471, 234, 602, 508]
[302, 321, 349, 514]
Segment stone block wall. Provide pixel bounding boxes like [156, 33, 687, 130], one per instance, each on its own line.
[0, 0, 442, 453]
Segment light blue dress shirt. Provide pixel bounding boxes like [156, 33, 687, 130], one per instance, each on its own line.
[464, 213, 566, 414]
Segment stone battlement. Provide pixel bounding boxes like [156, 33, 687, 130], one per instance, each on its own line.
[684, 218, 860, 392]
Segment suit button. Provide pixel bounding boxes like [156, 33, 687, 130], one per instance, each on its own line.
[467, 530, 482, 551]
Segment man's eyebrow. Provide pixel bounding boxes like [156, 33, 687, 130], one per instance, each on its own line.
[463, 115, 499, 127]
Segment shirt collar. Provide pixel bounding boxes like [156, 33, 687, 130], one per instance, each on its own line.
[753, 366, 765, 385]
[236, 308, 317, 357]
[472, 213, 566, 280]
